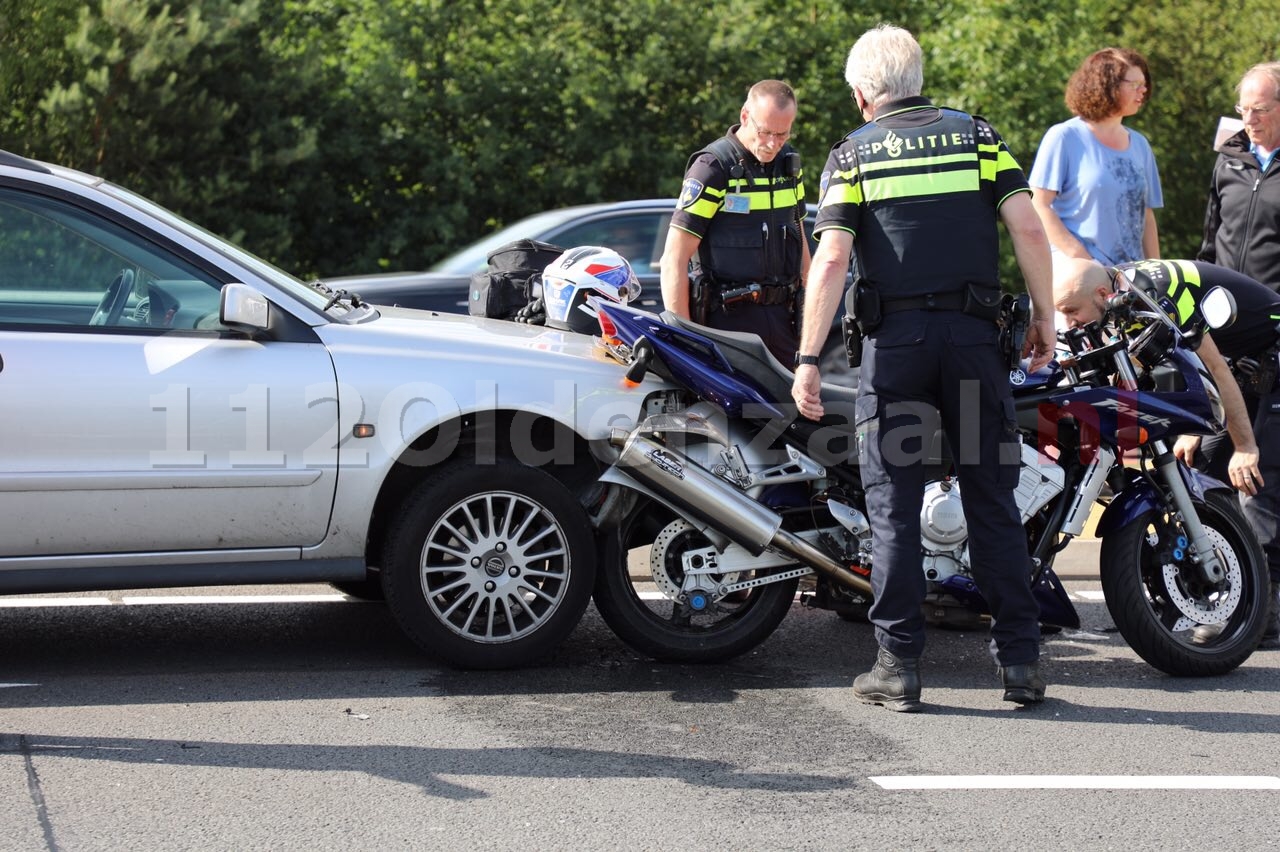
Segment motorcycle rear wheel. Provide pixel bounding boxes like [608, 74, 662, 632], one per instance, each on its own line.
[1100, 489, 1269, 676]
[594, 517, 798, 663]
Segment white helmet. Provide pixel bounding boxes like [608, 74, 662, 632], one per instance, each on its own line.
[541, 246, 641, 334]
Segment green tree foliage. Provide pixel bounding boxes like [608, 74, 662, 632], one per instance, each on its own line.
[3, 0, 327, 271]
[0, 0, 82, 147]
[1117, 0, 1280, 258]
[2, 0, 1279, 280]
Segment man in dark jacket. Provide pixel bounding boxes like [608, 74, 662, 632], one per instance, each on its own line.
[1199, 62, 1280, 291]
[1195, 63, 1280, 650]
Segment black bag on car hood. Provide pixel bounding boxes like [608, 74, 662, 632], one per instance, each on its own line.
[468, 238, 566, 320]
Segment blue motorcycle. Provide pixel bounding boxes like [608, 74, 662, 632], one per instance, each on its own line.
[589, 285, 1270, 676]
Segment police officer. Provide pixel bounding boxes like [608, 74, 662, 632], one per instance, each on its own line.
[1055, 257, 1267, 492]
[790, 25, 1057, 711]
[659, 79, 811, 366]
[1055, 257, 1280, 649]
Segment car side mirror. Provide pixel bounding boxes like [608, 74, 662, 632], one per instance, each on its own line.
[1200, 286, 1237, 331]
[220, 283, 270, 331]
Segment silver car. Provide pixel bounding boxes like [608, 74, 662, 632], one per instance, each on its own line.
[0, 150, 665, 668]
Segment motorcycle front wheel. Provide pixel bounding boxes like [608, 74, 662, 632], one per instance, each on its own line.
[1100, 489, 1269, 676]
[594, 513, 799, 663]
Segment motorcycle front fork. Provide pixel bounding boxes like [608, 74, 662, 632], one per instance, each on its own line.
[1150, 440, 1225, 584]
[1056, 439, 1223, 585]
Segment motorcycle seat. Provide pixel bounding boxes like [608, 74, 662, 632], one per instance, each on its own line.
[659, 311, 859, 411]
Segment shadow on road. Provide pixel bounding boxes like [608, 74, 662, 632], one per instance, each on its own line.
[0, 732, 854, 799]
[1, 597, 1275, 729]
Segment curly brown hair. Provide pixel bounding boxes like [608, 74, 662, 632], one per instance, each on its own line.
[1064, 48, 1152, 121]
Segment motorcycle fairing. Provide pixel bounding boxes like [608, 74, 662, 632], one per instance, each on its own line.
[934, 562, 1079, 628]
[600, 303, 788, 418]
[1092, 463, 1227, 538]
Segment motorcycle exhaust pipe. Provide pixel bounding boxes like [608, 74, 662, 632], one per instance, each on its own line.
[609, 429, 873, 596]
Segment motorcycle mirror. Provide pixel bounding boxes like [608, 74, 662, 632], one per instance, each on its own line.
[1200, 286, 1237, 331]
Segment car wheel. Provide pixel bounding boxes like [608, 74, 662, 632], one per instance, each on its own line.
[382, 460, 595, 669]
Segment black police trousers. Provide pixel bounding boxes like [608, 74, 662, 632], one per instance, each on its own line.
[1197, 390, 1280, 585]
[855, 310, 1041, 665]
[707, 301, 797, 367]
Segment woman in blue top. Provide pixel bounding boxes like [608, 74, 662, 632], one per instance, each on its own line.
[1030, 48, 1163, 265]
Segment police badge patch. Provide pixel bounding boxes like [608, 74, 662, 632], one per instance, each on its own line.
[819, 170, 831, 203]
[679, 178, 704, 209]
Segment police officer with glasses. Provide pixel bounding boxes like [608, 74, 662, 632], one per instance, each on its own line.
[660, 79, 811, 366]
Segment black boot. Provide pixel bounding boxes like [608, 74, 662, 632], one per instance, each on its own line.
[999, 662, 1046, 705]
[1260, 582, 1280, 650]
[853, 647, 922, 712]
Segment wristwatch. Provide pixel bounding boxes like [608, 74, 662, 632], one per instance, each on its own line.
[794, 354, 820, 368]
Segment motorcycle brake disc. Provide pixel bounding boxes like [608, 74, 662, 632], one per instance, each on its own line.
[1159, 527, 1243, 628]
[649, 518, 739, 600]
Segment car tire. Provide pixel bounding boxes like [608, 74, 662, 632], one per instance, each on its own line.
[382, 459, 595, 669]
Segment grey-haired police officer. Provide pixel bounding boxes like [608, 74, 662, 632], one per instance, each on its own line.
[790, 25, 1057, 711]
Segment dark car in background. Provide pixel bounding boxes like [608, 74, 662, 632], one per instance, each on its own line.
[326, 198, 854, 375]
[327, 199, 678, 314]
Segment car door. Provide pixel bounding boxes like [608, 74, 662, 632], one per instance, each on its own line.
[0, 186, 339, 558]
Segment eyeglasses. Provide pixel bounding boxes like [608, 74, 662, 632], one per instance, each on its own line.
[1235, 103, 1277, 117]
[1121, 78, 1148, 91]
[746, 114, 792, 143]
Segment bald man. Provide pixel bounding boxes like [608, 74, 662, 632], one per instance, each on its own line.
[1054, 257, 1280, 649]
[1053, 257, 1270, 489]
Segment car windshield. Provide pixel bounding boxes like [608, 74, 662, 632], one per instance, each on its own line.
[427, 208, 588, 274]
[98, 180, 343, 314]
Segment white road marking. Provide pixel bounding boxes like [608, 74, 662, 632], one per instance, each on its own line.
[871, 775, 1280, 790]
[0, 590, 1112, 608]
[0, 597, 112, 607]
[120, 594, 349, 605]
[0, 683, 39, 689]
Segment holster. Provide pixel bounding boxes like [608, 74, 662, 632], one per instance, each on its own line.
[690, 276, 711, 325]
[998, 293, 1031, 370]
[842, 314, 863, 369]
[847, 281, 881, 335]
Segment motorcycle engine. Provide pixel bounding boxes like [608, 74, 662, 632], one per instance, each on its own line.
[919, 443, 1065, 582]
[921, 481, 968, 581]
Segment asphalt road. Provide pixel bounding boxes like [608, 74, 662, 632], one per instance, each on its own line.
[1, 540, 1277, 851]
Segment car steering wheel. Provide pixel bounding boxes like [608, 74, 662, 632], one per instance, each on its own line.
[89, 269, 135, 327]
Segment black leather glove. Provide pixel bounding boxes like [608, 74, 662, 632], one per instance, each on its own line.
[1234, 356, 1261, 378]
[513, 297, 546, 325]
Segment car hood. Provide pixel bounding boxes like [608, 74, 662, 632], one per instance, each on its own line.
[327, 270, 466, 294]
[318, 304, 658, 387]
